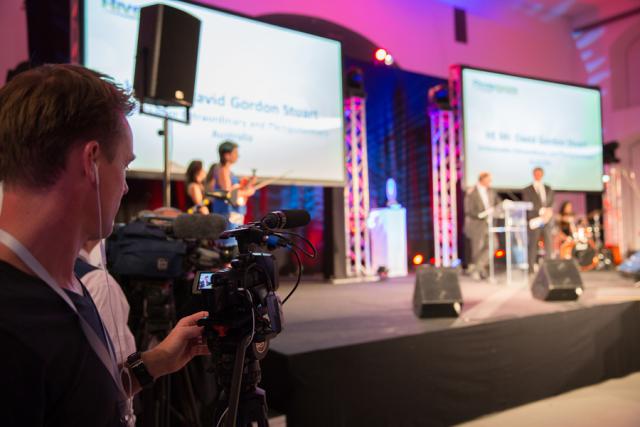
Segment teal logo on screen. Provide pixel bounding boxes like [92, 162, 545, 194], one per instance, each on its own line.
[472, 79, 518, 95]
[101, 0, 140, 19]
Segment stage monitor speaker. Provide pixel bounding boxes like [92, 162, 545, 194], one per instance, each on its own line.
[413, 266, 463, 318]
[133, 4, 201, 107]
[531, 259, 584, 301]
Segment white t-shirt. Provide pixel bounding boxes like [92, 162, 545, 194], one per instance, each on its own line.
[534, 180, 547, 205]
[476, 184, 490, 210]
[78, 244, 137, 427]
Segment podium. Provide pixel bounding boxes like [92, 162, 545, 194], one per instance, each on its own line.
[488, 200, 532, 285]
[368, 207, 408, 278]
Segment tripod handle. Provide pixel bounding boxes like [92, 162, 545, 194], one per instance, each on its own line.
[197, 317, 232, 338]
[225, 333, 253, 427]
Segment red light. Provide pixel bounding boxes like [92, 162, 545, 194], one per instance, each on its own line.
[495, 249, 505, 258]
[374, 48, 387, 61]
[429, 257, 436, 265]
[412, 254, 424, 265]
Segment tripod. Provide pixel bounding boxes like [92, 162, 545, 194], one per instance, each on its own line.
[134, 279, 204, 427]
[210, 333, 269, 427]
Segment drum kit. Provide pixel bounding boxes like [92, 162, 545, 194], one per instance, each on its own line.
[558, 210, 613, 271]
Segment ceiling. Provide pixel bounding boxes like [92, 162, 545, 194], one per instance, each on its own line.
[437, 0, 640, 26]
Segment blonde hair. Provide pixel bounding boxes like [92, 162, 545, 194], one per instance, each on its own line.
[478, 172, 491, 182]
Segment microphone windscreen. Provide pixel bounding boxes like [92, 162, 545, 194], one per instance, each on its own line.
[173, 214, 227, 240]
[283, 209, 311, 228]
[261, 209, 310, 229]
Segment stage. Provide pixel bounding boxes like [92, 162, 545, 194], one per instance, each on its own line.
[260, 271, 640, 426]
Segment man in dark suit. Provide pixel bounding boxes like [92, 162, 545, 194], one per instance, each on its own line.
[464, 172, 500, 280]
[522, 167, 555, 272]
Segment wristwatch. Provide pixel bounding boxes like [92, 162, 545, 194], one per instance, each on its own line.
[126, 351, 154, 389]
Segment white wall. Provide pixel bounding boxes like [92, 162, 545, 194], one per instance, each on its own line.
[569, 4, 640, 253]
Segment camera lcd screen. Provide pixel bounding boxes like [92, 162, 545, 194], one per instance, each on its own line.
[197, 272, 214, 290]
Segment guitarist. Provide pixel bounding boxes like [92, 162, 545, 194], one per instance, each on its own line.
[522, 167, 555, 272]
[211, 141, 256, 230]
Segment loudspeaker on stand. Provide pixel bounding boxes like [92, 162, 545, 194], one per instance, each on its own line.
[133, 4, 201, 107]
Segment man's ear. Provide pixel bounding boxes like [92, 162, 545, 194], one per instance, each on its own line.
[82, 141, 101, 185]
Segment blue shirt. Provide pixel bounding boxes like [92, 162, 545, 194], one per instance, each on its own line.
[212, 169, 247, 222]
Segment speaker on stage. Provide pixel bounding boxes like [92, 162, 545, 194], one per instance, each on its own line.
[133, 4, 201, 107]
[531, 259, 584, 301]
[413, 266, 463, 318]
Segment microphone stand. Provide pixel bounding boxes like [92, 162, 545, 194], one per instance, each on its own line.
[162, 117, 170, 207]
[139, 104, 191, 207]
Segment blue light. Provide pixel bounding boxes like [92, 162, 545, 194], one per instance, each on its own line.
[585, 56, 606, 74]
[587, 69, 610, 85]
[575, 27, 605, 50]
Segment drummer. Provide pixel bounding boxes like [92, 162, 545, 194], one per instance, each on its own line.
[557, 201, 577, 241]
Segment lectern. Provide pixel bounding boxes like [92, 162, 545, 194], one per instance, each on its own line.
[488, 200, 533, 285]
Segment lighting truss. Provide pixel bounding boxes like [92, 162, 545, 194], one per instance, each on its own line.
[344, 96, 372, 277]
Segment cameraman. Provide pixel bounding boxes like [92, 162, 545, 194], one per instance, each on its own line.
[0, 64, 209, 426]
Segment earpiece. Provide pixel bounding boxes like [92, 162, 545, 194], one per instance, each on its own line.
[93, 161, 99, 186]
[94, 160, 102, 238]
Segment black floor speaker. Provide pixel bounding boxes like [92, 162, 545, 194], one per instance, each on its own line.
[531, 259, 584, 301]
[133, 4, 201, 107]
[413, 266, 463, 318]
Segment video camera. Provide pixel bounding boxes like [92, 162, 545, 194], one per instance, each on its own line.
[191, 209, 314, 427]
[107, 208, 314, 426]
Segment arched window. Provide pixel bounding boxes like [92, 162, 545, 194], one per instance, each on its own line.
[610, 17, 640, 109]
[626, 36, 640, 107]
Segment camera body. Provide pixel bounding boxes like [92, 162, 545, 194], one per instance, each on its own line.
[192, 220, 287, 368]
[193, 251, 283, 349]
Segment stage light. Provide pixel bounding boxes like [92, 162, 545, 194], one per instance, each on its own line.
[374, 48, 387, 61]
[346, 67, 366, 97]
[495, 249, 505, 259]
[384, 54, 394, 66]
[602, 174, 610, 183]
[412, 254, 424, 265]
[428, 83, 451, 110]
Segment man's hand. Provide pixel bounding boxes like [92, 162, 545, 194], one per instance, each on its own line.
[142, 311, 211, 379]
[540, 207, 553, 224]
[478, 206, 494, 220]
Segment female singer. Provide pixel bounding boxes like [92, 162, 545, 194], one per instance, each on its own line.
[205, 163, 217, 194]
[185, 160, 209, 214]
[211, 141, 256, 228]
